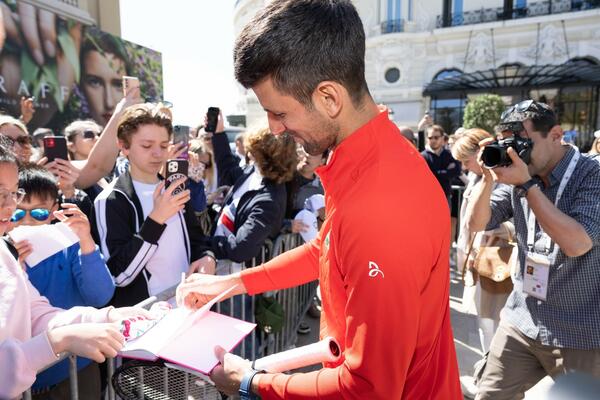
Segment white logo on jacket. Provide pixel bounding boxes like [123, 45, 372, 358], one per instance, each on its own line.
[368, 261, 384, 278]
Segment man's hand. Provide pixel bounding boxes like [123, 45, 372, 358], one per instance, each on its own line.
[19, 96, 35, 124]
[187, 255, 216, 276]
[148, 179, 190, 224]
[291, 219, 309, 233]
[13, 239, 33, 269]
[47, 323, 124, 362]
[210, 346, 253, 396]
[53, 203, 95, 254]
[488, 147, 532, 186]
[477, 138, 496, 183]
[113, 86, 142, 116]
[417, 114, 433, 131]
[176, 273, 241, 310]
[45, 158, 80, 198]
[107, 306, 153, 323]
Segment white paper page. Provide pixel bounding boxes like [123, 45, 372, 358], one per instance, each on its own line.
[8, 223, 79, 267]
[173, 284, 239, 339]
[120, 307, 192, 356]
[294, 210, 318, 242]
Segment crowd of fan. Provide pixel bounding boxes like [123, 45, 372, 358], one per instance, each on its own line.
[0, 91, 326, 398]
[2, 88, 600, 398]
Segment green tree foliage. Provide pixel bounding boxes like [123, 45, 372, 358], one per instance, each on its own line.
[463, 94, 506, 134]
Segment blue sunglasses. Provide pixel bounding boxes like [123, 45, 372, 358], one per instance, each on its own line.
[11, 208, 52, 222]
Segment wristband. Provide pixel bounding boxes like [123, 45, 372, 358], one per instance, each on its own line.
[239, 367, 263, 399]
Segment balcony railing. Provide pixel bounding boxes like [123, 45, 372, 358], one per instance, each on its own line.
[381, 19, 405, 34]
[436, 0, 600, 28]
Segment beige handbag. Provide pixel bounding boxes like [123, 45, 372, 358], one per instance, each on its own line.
[463, 224, 515, 293]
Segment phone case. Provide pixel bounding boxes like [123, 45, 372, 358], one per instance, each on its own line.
[205, 107, 219, 133]
[165, 159, 189, 195]
[44, 136, 68, 162]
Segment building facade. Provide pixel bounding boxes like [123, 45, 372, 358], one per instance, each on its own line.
[234, 0, 600, 149]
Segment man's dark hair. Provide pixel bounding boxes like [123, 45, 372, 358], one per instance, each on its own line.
[234, 0, 370, 108]
[501, 101, 557, 138]
[524, 107, 557, 138]
[18, 163, 59, 203]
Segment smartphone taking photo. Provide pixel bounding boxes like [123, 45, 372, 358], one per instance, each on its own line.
[205, 107, 220, 133]
[173, 125, 190, 160]
[43, 136, 68, 162]
[165, 159, 188, 196]
[122, 76, 140, 97]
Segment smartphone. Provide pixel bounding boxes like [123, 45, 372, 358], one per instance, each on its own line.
[43, 136, 68, 162]
[173, 125, 190, 160]
[205, 107, 220, 133]
[165, 159, 188, 196]
[122, 76, 140, 97]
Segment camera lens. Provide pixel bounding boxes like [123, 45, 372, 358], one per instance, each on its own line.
[481, 145, 505, 168]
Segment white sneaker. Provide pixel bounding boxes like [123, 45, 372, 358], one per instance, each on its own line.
[460, 375, 477, 399]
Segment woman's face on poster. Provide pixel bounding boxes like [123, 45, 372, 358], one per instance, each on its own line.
[82, 50, 126, 126]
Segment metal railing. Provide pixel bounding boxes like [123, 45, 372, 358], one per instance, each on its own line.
[22, 233, 316, 399]
[436, 0, 600, 28]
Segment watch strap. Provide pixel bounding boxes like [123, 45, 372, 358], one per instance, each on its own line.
[239, 369, 262, 399]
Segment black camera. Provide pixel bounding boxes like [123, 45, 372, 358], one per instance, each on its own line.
[481, 136, 533, 168]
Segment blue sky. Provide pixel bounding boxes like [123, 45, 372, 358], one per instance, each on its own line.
[120, 0, 241, 126]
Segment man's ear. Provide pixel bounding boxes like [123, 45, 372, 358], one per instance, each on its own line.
[312, 81, 344, 118]
[118, 139, 129, 156]
[549, 125, 563, 142]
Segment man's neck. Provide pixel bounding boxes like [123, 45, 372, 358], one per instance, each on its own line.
[426, 145, 443, 156]
[130, 165, 159, 184]
[538, 145, 570, 186]
[334, 97, 380, 148]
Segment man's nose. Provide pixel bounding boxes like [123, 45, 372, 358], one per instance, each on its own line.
[268, 116, 286, 136]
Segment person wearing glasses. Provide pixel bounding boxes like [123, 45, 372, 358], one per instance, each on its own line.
[466, 100, 600, 399]
[0, 115, 33, 162]
[419, 121, 462, 209]
[64, 120, 102, 161]
[0, 144, 150, 399]
[7, 164, 115, 399]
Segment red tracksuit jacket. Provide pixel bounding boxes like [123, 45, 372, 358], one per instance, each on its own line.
[241, 110, 462, 399]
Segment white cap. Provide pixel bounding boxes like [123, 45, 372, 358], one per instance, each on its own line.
[594, 130, 600, 139]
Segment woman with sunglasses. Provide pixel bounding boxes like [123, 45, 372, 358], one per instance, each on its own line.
[64, 120, 102, 161]
[0, 115, 32, 162]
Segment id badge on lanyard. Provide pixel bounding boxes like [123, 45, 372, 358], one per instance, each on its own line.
[521, 148, 580, 302]
[524, 251, 551, 300]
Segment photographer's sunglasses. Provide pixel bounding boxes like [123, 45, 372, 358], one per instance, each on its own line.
[11, 208, 52, 222]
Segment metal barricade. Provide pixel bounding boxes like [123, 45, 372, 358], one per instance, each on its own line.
[22, 233, 318, 399]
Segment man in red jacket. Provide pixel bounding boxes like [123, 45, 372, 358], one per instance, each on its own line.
[177, 0, 462, 398]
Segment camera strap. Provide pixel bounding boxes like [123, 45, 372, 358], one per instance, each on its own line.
[523, 147, 580, 257]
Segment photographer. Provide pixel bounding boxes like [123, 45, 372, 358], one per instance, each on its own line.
[466, 100, 600, 399]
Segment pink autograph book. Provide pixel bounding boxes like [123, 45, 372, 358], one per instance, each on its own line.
[119, 285, 255, 375]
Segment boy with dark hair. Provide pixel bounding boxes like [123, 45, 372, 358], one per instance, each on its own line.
[9, 163, 115, 398]
[94, 103, 215, 307]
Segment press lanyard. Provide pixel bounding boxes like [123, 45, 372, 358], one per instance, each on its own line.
[524, 147, 580, 255]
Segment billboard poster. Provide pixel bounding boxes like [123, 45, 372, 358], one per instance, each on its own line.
[0, 0, 163, 132]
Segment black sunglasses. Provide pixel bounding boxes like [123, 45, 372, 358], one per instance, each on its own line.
[82, 130, 99, 139]
[2, 134, 32, 146]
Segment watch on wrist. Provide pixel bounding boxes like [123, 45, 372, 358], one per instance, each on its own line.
[515, 177, 541, 198]
[239, 369, 262, 399]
